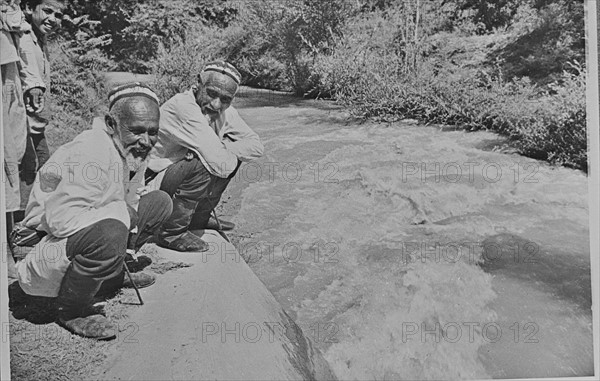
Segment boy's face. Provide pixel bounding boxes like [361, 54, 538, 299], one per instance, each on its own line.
[29, 0, 64, 35]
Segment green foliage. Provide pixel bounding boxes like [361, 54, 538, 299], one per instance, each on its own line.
[453, 0, 521, 33]
[492, 0, 585, 85]
[61, 0, 238, 72]
[511, 63, 588, 169]
[111, 0, 237, 72]
[222, 0, 359, 94]
[151, 25, 230, 102]
[46, 40, 108, 150]
[46, 0, 589, 170]
[308, 4, 587, 170]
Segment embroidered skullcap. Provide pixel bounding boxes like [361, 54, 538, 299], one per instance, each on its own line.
[201, 61, 242, 85]
[108, 82, 159, 110]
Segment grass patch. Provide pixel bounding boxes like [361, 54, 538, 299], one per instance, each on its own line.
[8, 285, 138, 380]
[8, 243, 194, 380]
[46, 40, 108, 153]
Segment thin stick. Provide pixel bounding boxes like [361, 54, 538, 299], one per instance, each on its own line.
[211, 209, 223, 230]
[123, 262, 144, 305]
[4, 159, 14, 187]
[211, 209, 231, 243]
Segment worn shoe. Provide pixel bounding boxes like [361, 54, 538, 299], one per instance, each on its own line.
[123, 271, 156, 289]
[125, 253, 152, 273]
[206, 217, 235, 231]
[57, 314, 117, 340]
[156, 231, 209, 252]
[8, 281, 28, 310]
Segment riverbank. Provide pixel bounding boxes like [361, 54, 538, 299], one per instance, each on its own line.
[8, 86, 593, 380]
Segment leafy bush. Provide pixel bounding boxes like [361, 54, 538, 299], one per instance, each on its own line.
[151, 25, 232, 102]
[309, 4, 587, 170]
[492, 0, 585, 85]
[45, 40, 108, 151]
[49, 0, 588, 170]
[62, 0, 238, 72]
[220, 0, 359, 94]
[510, 64, 587, 169]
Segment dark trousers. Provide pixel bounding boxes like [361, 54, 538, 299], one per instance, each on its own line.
[18, 132, 50, 210]
[57, 190, 172, 316]
[128, 190, 174, 251]
[158, 157, 240, 231]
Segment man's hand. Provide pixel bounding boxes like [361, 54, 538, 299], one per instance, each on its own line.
[24, 87, 45, 113]
[184, 151, 196, 161]
[136, 185, 151, 197]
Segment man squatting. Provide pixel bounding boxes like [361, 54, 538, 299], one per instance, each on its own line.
[147, 60, 263, 251]
[14, 84, 173, 339]
[12, 61, 264, 339]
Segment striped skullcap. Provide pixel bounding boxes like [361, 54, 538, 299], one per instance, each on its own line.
[108, 82, 160, 110]
[201, 61, 242, 85]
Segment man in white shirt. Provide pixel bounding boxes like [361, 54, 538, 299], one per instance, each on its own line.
[14, 83, 173, 339]
[147, 61, 264, 252]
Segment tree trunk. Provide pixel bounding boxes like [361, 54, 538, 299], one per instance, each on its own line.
[414, 0, 421, 71]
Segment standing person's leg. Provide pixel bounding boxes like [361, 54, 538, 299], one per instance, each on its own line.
[18, 125, 50, 217]
[56, 219, 129, 339]
[2, 61, 28, 231]
[31, 132, 50, 168]
[19, 134, 37, 185]
[156, 157, 212, 252]
[16, 134, 37, 218]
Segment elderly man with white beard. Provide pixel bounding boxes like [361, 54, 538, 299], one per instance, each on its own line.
[12, 83, 173, 340]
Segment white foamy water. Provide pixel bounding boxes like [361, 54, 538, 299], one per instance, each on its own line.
[232, 96, 593, 379]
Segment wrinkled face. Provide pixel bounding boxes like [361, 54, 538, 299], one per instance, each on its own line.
[195, 71, 238, 120]
[106, 97, 160, 169]
[29, 0, 65, 35]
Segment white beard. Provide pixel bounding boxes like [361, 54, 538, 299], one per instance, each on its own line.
[125, 151, 147, 173]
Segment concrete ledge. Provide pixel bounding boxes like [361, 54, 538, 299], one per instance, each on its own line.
[101, 230, 336, 380]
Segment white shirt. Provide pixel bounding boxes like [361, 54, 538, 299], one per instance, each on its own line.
[17, 118, 147, 297]
[22, 118, 140, 238]
[148, 89, 264, 178]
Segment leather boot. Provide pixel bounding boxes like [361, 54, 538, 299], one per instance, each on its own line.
[56, 266, 117, 340]
[156, 196, 209, 252]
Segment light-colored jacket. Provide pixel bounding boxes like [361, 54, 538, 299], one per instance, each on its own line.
[18, 24, 48, 92]
[148, 88, 264, 178]
[22, 118, 135, 236]
[0, 1, 23, 65]
[17, 118, 146, 297]
[19, 23, 50, 133]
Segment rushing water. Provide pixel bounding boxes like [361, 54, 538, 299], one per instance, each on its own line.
[230, 90, 593, 379]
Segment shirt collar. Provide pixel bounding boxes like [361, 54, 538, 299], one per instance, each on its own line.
[92, 117, 110, 133]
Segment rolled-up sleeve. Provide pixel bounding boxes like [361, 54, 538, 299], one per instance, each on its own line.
[222, 107, 264, 162]
[18, 31, 45, 92]
[160, 94, 239, 178]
